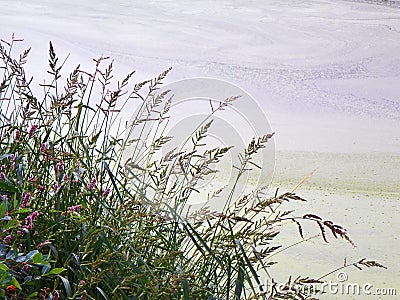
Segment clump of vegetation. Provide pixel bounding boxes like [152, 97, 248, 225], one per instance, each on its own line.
[0, 37, 385, 299]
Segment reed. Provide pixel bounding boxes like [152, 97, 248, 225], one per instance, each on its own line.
[0, 37, 384, 300]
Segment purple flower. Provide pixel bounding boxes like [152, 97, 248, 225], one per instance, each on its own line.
[28, 124, 37, 138]
[53, 291, 60, 300]
[57, 161, 64, 172]
[1, 165, 5, 171]
[22, 264, 29, 272]
[87, 178, 96, 190]
[40, 143, 46, 152]
[9, 154, 15, 163]
[0, 172, 5, 181]
[21, 192, 31, 208]
[15, 129, 20, 140]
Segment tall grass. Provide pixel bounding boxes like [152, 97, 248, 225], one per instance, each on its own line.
[0, 37, 385, 300]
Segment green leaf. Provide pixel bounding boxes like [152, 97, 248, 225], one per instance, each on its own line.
[0, 181, 19, 193]
[27, 292, 38, 299]
[45, 268, 66, 276]
[4, 218, 17, 231]
[25, 250, 39, 262]
[11, 208, 30, 215]
[59, 276, 72, 298]
[96, 287, 109, 300]
[0, 203, 5, 218]
[32, 252, 43, 264]
[183, 279, 190, 300]
[90, 131, 102, 145]
[10, 277, 22, 290]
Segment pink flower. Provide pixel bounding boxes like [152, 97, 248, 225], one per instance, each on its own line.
[21, 192, 31, 208]
[28, 124, 37, 138]
[9, 154, 15, 163]
[68, 204, 83, 212]
[24, 211, 39, 229]
[37, 240, 50, 249]
[3, 234, 12, 244]
[0, 172, 5, 181]
[40, 143, 46, 152]
[63, 173, 69, 181]
[87, 178, 96, 190]
[1, 165, 5, 171]
[63, 204, 83, 216]
[102, 188, 111, 198]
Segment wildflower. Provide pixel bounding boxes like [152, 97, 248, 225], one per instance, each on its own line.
[22, 264, 29, 272]
[1, 164, 5, 170]
[21, 192, 31, 208]
[9, 154, 15, 163]
[57, 161, 64, 172]
[37, 240, 50, 249]
[87, 178, 96, 190]
[29, 177, 37, 183]
[28, 124, 37, 138]
[38, 185, 46, 192]
[102, 188, 111, 198]
[0, 172, 5, 181]
[24, 211, 39, 229]
[10, 163, 15, 170]
[6, 285, 16, 292]
[63, 173, 69, 181]
[40, 143, 46, 152]
[15, 129, 20, 140]
[3, 234, 13, 244]
[68, 204, 83, 212]
[54, 183, 59, 191]
[53, 291, 60, 300]
[62, 204, 83, 216]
